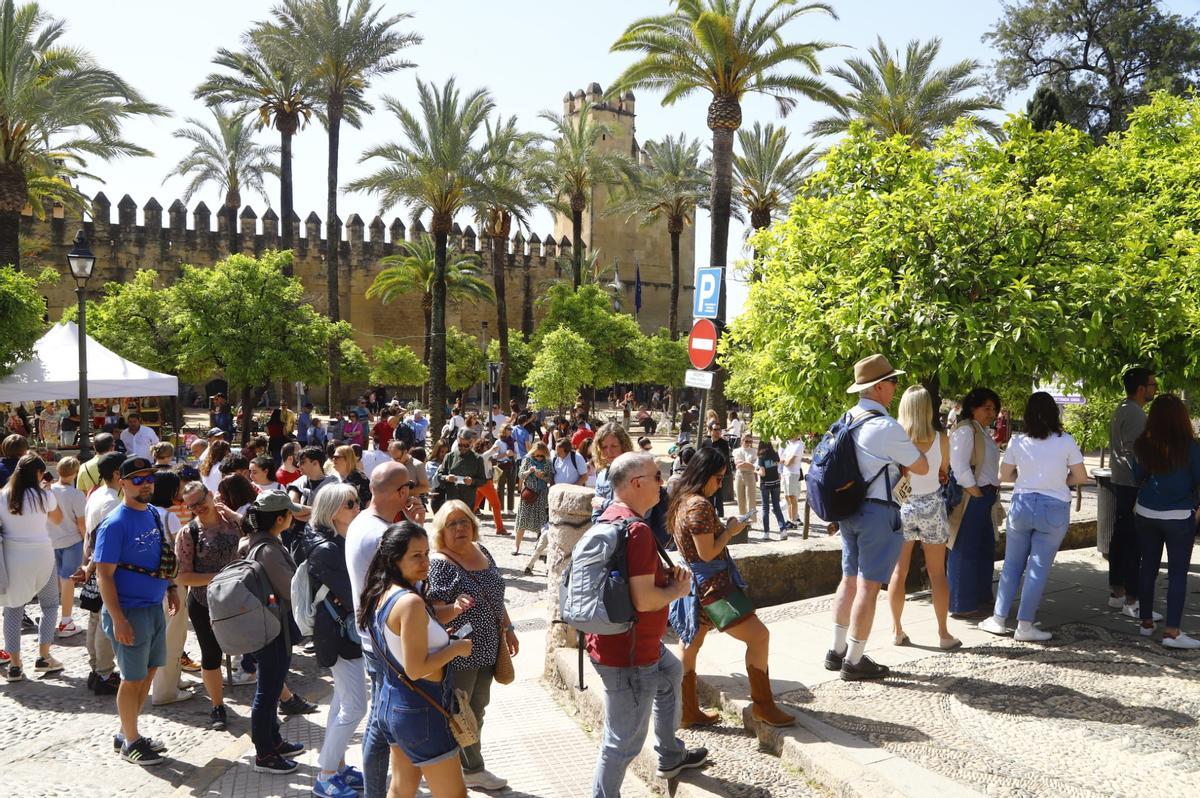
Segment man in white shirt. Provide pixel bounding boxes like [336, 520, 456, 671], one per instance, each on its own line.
[359, 442, 391, 480]
[780, 435, 806, 531]
[552, 440, 588, 486]
[346, 463, 412, 798]
[489, 404, 509, 429]
[119, 413, 159, 461]
[81, 452, 124, 695]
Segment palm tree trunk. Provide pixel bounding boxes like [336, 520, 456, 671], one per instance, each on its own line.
[668, 222, 681, 340]
[571, 201, 584, 289]
[280, 128, 295, 265]
[708, 120, 737, 424]
[421, 293, 432, 406]
[429, 217, 450, 437]
[0, 210, 19, 270]
[521, 252, 533, 340]
[491, 231, 511, 408]
[326, 102, 343, 411]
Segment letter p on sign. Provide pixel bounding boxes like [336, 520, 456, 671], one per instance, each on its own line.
[693, 268, 721, 320]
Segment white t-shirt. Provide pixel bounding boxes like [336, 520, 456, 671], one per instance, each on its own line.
[85, 486, 122, 539]
[50, 483, 87, 549]
[202, 466, 223, 495]
[553, 452, 587, 485]
[346, 510, 392, 655]
[360, 447, 391, 479]
[120, 425, 160, 460]
[490, 413, 510, 429]
[1002, 432, 1084, 503]
[781, 440, 805, 475]
[727, 419, 745, 439]
[0, 488, 57, 543]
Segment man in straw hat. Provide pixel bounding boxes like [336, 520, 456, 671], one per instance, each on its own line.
[826, 355, 929, 681]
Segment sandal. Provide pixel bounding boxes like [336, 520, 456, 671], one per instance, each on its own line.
[939, 636, 963, 650]
[893, 633, 910, 647]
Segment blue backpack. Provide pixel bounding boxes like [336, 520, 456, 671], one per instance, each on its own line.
[804, 410, 885, 522]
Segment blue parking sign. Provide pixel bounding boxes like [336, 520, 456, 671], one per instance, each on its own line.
[693, 268, 721, 319]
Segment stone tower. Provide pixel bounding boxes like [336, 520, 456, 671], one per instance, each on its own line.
[551, 82, 695, 331]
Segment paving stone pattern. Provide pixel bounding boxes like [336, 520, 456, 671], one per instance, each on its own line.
[779, 623, 1200, 798]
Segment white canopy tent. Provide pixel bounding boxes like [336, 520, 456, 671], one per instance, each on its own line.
[0, 321, 178, 402]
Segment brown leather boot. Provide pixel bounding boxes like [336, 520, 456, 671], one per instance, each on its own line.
[747, 665, 796, 727]
[680, 671, 720, 727]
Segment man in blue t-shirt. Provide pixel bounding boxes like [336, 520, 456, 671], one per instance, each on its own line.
[95, 456, 179, 766]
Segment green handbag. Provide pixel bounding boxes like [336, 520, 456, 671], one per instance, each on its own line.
[701, 588, 755, 631]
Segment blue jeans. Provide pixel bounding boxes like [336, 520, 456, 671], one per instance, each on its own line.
[760, 482, 786, 533]
[592, 644, 687, 798]
[250, 633, 290, 758]
[948, 488, 997, 613]
[1136, 513, 1196, 628]
[361, 650, 391, 798]
[994, 492, 1070, 622]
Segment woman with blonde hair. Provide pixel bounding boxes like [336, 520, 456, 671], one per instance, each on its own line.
[331, 444, 371, 507]
[888, 386, 960, 650]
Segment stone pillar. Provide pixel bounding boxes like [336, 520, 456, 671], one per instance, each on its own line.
[544, 483, 596, 678]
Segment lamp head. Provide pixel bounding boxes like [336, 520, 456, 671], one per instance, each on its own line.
[67, 229, 96, 283]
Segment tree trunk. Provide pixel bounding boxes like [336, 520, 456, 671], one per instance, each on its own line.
[429, 217, 450, 438]
[571, 199, 584, 289]
[240, 383, 254, 446]
[491, 228, 512, 408]
[750, 214, 769, 281]
[326, 102, 343, 411]
[421, 293, 432, 407]
[707, 103, 739, 425]
[280, 128, 295, 266]
[0, 210, 19, 270]
[668, 223, 681, 340]
[521, 250, 534, 340]
[226, 202, 240, 256]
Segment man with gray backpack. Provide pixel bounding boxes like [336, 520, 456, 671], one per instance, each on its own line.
[562, 452, 706, 796]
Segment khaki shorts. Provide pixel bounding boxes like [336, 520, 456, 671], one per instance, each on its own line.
[781, 471, 803, 497]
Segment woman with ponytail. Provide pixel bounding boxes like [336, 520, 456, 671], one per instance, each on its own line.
[358, 522, 472, 797]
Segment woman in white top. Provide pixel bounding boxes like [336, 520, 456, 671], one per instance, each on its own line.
[947, 387, 1003, 618]
[980, 392, 1087, 642]
[0, 454, 65, 680]
[887, 387, 960, 650]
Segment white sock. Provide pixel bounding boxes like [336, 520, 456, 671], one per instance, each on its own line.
[846, 637, 866, 666]
[831, 624, 848, 655]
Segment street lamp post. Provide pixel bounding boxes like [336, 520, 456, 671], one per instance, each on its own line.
[67, 230, 97, 459]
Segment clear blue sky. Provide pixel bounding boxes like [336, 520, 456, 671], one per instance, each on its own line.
[43, 0, 1199, 318]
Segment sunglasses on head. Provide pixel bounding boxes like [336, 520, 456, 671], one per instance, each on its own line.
[345, 499, 359, 510]
[127, 473, 156, 486]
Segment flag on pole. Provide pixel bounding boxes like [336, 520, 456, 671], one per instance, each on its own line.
[634, 261, 642, 315]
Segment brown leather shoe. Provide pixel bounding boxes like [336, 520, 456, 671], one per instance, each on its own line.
[747, 665, 796, 727]
[681, 671, 720, 727]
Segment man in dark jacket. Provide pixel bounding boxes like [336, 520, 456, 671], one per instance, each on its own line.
[699, 422, 733, 517]
[436, 428, 488, 507]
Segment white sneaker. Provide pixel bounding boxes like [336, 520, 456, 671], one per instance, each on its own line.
[978, 616, 1009, 636]
[1162, 633, 1200, 649]
[152, 688, 194, 706]
[462, 769, 507, 790]
[1121, 602, 1164, 621]
[227, 668, 256, 686]
[56, 619, 82, 638]
[1107, 594, 1125, 609]
[779, 531, 789, 541]
[1014, 623, 1053, 642]
[1139, 622, 1155, 637]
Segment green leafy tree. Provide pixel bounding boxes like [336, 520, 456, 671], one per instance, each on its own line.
[810, 36, 1002, 146]
[0, 265, 49, 375]
[986, 0, 1200, 138]
[611, 0, 840, 420]
[1026, 84, 1067, 132]
[349, 77, 495, 434]
[0, 0, 166, 268]
[535, 104, 634, 289]
[60, 269, 179, 375]
[168, 106, 280, 255]
[196, 35, 318, 254]
[640, 330, 690, 388]
[171, 250, 342, 443]
[535, 283, 649, 393]
[487, 332, 533, 389]
[732, 121, 816, 269]
[527, 327, 594, 412]
[365, 237, 494, 367]
[1063, 391, 1122, 454]
[444, 328, 486, 397]
[337, 330, 370, 383]
[607, 133, 708, 339]
[258, 0, 420, 405]
[370, 341, 428, 388]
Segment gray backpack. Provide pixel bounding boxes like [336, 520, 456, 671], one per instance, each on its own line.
[207, 542, 282, 655]
[560, 518, 670, 637]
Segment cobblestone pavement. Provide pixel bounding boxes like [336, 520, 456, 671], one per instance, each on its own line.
[675, 723, 827, 798]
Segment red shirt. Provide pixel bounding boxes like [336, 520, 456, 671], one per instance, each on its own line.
[586, 504, 669, 667]
[372, 419, 394, 447]
[571, 428, 595, 450]
[275, 467, 301, 486]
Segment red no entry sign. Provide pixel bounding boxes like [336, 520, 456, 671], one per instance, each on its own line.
[688, 318, 718, 370]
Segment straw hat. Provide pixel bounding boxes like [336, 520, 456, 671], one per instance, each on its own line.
[846, 354, 905, 393]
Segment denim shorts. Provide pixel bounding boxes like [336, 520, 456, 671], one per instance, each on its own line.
[101, 604, 166, 681]
[840, 501, 904, 583]
[377, 674, 459, 766]
[54, 541, 84, 580]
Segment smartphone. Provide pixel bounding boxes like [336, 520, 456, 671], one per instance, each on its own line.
[451, 622, 473, 640]
[737, 512, 753, 524]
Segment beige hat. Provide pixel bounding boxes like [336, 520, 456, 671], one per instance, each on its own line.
[846, 354, 905, 393]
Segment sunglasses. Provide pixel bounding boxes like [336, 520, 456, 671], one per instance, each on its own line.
[631, 472, 664, 485]
[395, 481, 416, 493]
[127, 473, 156, 486]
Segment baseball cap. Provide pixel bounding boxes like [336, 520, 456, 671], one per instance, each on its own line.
[96, 451, 126, 480]
[119, 456, 155, 478]
[251, 489, 304, 514]
[206, 427, 226, 438]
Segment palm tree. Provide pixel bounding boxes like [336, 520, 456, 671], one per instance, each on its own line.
[195, 35, 318, 259]
[733, 122, 817, 268]
[474, 115, 541, 407]
[536, 104, 634, 289]
[168, 107, 280, 255]
[607, 134, 709, 339]
[809, 37, 1002, 147]
[0, 0, 166, 268]
[258, 0, 420, 407]
[366, 236, 495, 367]
[348, 77, 498, 436]
[611, 0, 839, 418]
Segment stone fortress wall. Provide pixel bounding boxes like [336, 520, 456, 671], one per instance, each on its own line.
[25, 81, 695, 368]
